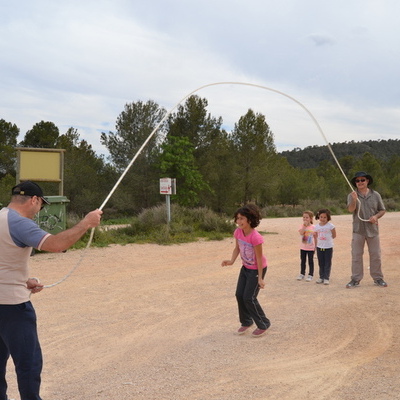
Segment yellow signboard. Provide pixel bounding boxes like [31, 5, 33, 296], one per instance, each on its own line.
[17, 148, 64, 182]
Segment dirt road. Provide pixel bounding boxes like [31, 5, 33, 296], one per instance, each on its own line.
[6, 212, 400, 399]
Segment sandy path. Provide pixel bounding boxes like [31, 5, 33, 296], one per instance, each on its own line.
[6, 212, 400, 400]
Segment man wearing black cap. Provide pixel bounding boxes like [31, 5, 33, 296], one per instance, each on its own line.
[0, 181, 102, 400]
[346, 172, 387, 288]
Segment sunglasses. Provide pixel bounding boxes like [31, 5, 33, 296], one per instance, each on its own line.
[355, 179, 366, 183]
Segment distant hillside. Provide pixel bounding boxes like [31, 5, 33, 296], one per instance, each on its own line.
[280, 139, 400, 169]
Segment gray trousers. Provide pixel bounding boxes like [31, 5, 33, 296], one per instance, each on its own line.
[351, 232, 383, 281]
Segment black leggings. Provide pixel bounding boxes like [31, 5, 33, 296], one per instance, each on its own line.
[300, 249, 314, 276]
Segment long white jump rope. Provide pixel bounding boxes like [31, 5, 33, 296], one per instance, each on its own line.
[42, 81, 367, 288]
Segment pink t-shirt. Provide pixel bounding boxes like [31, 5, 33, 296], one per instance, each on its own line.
[299, 224, 316, 251]
[234, 228, 267, 270]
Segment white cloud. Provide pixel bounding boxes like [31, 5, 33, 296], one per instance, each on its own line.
[1, 0, 400, 157]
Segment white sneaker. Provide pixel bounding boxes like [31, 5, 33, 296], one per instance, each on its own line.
[323, 279, 330, 285]
[316, 278, 324, 284]
[297, 274, 305, 280]
[305, 275, 313, 282]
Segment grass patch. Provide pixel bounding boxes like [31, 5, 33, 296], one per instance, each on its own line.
[70, 204, 236, 248]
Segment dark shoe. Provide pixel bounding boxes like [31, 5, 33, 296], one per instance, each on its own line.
[346, 280, 360, 288]
[374, 279, 388, 287]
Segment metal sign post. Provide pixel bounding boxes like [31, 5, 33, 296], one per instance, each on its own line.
[160, 178, 176, 224]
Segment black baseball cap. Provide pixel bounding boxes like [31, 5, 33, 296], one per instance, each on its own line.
[12, 181, 50, 205]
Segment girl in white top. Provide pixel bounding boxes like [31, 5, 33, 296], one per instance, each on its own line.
[314, 209, 336, 285]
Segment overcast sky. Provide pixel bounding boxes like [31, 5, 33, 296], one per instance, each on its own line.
[1, 0, 399, 157]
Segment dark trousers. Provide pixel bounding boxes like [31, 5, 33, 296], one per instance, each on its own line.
[317, 247, 333, 280]
[300, 249, 314, 276]
[0, 302, 43, 400]
[235, 266, 270, 330]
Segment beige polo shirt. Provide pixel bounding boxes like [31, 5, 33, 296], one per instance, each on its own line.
[0, 207, 50, 304]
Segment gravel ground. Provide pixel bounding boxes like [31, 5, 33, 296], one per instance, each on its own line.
[6, 212, 400, 400]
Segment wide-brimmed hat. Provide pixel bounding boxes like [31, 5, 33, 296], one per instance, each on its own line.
[12, 181, 50, 205]
[351, 171, 373, 187]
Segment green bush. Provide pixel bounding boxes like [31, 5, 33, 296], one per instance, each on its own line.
[384, 197, 400, 211]
[67, 197, 400, 249]
[70, 204, 235, 248]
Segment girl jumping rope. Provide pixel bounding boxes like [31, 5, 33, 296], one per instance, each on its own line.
[221, 203, 270, 338]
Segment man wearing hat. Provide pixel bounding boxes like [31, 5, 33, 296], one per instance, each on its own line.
[346, 172, 387, 288]
[0, 181, 102, 400]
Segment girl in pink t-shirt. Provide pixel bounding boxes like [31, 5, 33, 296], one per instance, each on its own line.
[221, 203, 270, 338]
[297, 210, 316, 282]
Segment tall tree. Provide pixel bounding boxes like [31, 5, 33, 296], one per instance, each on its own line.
[230, 109, 276, 204]
[101, 100, 166, 211]
[165, 95, 223, 208]
[197, 129, 236, 212]
[166, 95, 223, 156]
[0, 119, 19, 178]
[20, 121, 59, 148]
